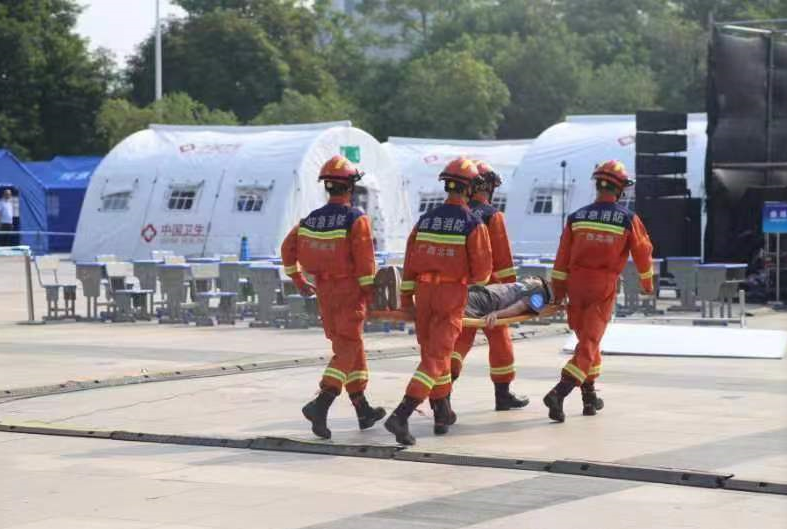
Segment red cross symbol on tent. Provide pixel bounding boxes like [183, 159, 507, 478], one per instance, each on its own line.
[141, 224, 157, 243]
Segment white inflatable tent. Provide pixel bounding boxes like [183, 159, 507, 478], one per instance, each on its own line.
[506, 114, 708, 256]
[72, 122, 411, 261]
[383, 137, 533, 223]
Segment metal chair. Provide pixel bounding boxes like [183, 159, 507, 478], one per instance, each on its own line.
[184, 263, 237, 326]
[34, 255, 76, 320]
[75, 262, 106, 320]
[104, 262, 153, 322]
[247, 264, 290, 327]
[158, 263, 191, 323]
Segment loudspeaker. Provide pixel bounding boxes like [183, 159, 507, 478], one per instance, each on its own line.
[636, 155, 687, 176]
[636, 111, 688, 132]
[637, 197, 702, 258]
[705, 167, 787, 262]
[635, 176, 689, 199]
[636, 132, 688, 154]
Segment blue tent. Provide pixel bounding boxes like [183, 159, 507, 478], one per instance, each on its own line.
[0, 150, 101, 253]
[23, 156, 101, 252]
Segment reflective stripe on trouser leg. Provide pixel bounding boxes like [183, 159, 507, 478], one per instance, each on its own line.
[451, 326, 476, 379]
[564, 275, 615, 387]
[586, 362, 602, 383]
[427, 284, 466, 400]
[484, 325, 515, 383]
[406, 283, 466, 402]
[318, 279, 367, 395]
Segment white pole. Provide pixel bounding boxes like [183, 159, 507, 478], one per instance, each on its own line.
[155, 0, 163, 101]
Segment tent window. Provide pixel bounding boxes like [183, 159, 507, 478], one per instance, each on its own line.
[529, 187, 568, 215]
[168, 188, 198, 211]
[102, 192, 131, 211]
[620, 191, 635, 211]
[235, 188, 268, 212]
[418, 193, 443, 213]
[46, 193, 60, 218]
[492, 194, 507, 213]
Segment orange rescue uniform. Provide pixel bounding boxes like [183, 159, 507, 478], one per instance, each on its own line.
[281, 196, 376, 394]
[400, 197, 493, 402]
[551, 195, 653, 385]
[452, 195, 518, 383]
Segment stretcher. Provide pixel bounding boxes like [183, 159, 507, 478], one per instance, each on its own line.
[368, 304, 564, 328]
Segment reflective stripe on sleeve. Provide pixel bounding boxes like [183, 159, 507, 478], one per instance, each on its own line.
[400, 280, 415, 292]
[551, 269, 568, 281]
[451, 352, 463, 363]
[358, 274, 375, 287]
[639, 268, 654, 280]
[495, 266, 517, 279]
[284, 264, 300, 275]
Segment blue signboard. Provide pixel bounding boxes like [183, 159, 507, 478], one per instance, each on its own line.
[763, 202, 787, 234]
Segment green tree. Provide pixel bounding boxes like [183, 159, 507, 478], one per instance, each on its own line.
[385, 49, 509, 139]
[127, 11, 290, 122]
[676, 0, 787, 26]
[572, 63, 659, 114]
[96, 92, 237, 149]
[357, 0, 472, 45]
[250, 89, 364, 126]
[0, 0, 113, 158]
[448, 30, 589, 138]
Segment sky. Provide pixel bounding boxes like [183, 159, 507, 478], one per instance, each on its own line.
[75, 1, 186, 65]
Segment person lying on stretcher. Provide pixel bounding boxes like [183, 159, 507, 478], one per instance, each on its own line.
[465, 276, 553, 328]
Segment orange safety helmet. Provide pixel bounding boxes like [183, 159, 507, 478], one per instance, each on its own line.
[592, 160, 634, 190]
[439, 157, 480, 187]
[318, 155, 363, 185]
[475, 161, 502, 188]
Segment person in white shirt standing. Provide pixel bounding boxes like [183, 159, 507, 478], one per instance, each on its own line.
[0, 189, 14, 247]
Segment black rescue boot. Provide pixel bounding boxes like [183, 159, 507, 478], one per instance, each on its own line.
[543, 378, 575, 423]
[581, 382, 604, 416]
[494, 382, 530, 411]
[349, 392, 386, 430]
[431, 398, 453, 435]
[384, 397, 419, 445]
[302, 390, 336, 439]
[446, 394, 457, 425]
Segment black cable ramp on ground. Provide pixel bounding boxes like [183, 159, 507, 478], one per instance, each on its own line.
[0, 421, 784, 496]
[0, 326, 569, 405]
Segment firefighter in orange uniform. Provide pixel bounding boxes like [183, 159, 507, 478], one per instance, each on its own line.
[451, 162, 529, 410]
[281, 155, 385, 439]
[544, 160, 653, 422]
[385, 158, 493, 445]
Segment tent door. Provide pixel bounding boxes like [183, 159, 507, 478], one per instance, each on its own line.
[0, 186, 20, 247]
[353, 185, 384, 251]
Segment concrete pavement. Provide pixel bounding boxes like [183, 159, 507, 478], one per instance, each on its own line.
[1, 256, 786, 528]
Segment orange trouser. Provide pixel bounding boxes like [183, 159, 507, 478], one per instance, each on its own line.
[405, 282, 467, 402]
[452, 325, 515, 383]
[563, 270, 617, 385]
[316, 277, 368, 394]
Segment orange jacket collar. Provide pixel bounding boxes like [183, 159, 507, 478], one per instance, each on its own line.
[328, 195, 351, 206]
